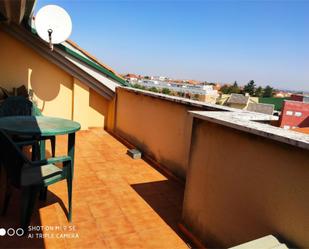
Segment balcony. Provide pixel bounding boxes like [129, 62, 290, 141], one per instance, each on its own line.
[0, 8, 308, 247]
[0, 128, 190, 249]
[0, 86, 308, 248]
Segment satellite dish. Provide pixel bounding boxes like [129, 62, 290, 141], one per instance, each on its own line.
[35, 5, 72, 50]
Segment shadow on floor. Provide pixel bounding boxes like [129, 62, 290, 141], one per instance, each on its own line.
[131, 179, 191, 244]
[0, 185, 68, 248]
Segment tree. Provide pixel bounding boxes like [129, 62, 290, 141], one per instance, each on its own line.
[220, 82, 240, 94]
[254, 86, 264, 97]
[263, 85, 274, 97]
[161, 88, 171, 95]
[230, 81, 241, 94]
[220, 84, 231, 94]
[243, 80, 256, 96]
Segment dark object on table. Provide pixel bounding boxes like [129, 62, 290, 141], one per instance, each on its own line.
[0, 88, 7, 100]
[0, 85, 29, 99]
[0, 86, 10, 99]
[0, 130, 73, 231]
[0, 96, 32, 116]
[127, 148, 142, 159]
[15, 85, 29, 98]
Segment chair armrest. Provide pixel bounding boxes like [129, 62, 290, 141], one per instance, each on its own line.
[31, 156, 72, 166]
[14, 136, 54, 146]
[39, 136, 55, 140]
[15, 140, 37, 147]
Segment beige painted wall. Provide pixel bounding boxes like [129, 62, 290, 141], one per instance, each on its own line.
[183, 119, 309, 248]
[115, 88, 205, 178]
[73, 79, 89, 130]
[0, 29, 73, 119]
[72, 80, 109, 129]
[198, 94, 217, 104]
[228, 103, 247, 109]
[88, 89, 108, 128]
[105, 95, 116, 132]
[0, 29, 111, 130]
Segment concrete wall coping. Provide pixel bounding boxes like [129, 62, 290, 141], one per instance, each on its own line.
[190, 111, 309, 151]
[119, 87, 309, 149]
[120, 87, 277, 121]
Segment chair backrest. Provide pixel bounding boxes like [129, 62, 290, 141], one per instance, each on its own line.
[32, 103, 43, 116]
[0, 130, 29, 186]
[0, 96, 33, 117]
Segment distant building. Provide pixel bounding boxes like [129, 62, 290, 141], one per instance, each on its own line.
[224, 93, 274, 114]
[198, 94, 218, 104]
[247, 103, 274, 115]
[213, 84, 221, 91]
[130, 79, 219, 104]
[125, 74, 139, 81]
[226, 93, 250, 109]
[152, 76, 168, 81]
[290, 94, 309, 103]
[186, 79, 199, 85]
[221, 93, 275, 115]
[274, 91, 291, 98]
[279, 100, 309, 129]
[259, 97, 288, 111]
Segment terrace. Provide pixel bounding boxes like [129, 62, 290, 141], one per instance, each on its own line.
[0, 1, 309, 248]
[0, 129, 190, 249]
[1, 86, 308, 249]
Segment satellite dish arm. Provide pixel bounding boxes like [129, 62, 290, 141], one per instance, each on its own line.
[48, 28, 53, 50]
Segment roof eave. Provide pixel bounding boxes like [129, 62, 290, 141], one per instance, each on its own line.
[0, 0, 36, 24]
[1, 23, 115, 100]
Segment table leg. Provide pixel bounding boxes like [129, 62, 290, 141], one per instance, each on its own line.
[39, 140, 47, 201]
[68, 133, 75, 177]
[39, 140, 46, 159]
[67, 133, 75, 222]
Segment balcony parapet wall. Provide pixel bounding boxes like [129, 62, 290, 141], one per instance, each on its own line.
[190, 110, 309, 151]
[114, 87, 278, 179]
[114, 86, 309, 247]
[183, 110, 309, 248]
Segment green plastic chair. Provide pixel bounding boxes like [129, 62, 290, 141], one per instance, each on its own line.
[0, 96, 56, 157]
[0, 130, 73, 231]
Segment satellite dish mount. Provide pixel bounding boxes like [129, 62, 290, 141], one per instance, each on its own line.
[47, 28, 53, 50]
[35, 5, 72, 51]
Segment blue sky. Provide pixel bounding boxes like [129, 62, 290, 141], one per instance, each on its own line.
[35, 0, 309, 91]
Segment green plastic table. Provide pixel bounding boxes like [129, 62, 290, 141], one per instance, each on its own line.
[0, 116, 80, 201]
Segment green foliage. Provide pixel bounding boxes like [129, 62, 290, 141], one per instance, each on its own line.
[220, 81, 240, 94]
[230, 81, 241, 94]
[193, 94, 200, 100]
[132, 83, 146, 90]
[254, 86, 264, 97]
[243, 80, 256, 96]
[177, 91, 185, 97]
[220, 84, 231, 94]
[161, 88, 171, 95]
[263, 85, 274, 97]
[149, 87, 158, 93]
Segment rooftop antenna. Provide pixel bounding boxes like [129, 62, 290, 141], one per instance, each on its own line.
[35, 5, 72, 51]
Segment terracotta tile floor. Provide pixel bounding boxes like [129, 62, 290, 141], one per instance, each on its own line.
[0, 129, 191, 249]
